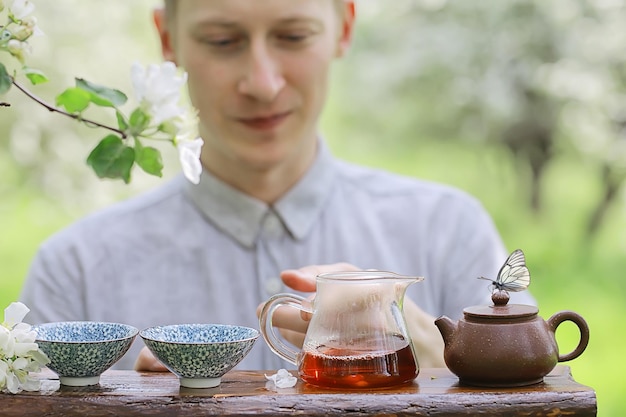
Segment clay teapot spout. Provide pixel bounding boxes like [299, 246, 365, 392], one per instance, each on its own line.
[434, 315, 457, 347]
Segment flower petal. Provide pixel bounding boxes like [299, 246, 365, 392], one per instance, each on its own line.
[6, 370, 19, 394]
[12, 357, 28, 371]
[19, 375, 40, 392]
[0, 326, 11, 351]
[9, 0, 35, 20]
[12, 323, 36, 343]
[1, 333, 15, 358]
[177, 137, 204, 184]
[3, 302, 30, 328]
[0, 361, 8, 390]
[30, 349, 50, 367]
[14, 342, 38, 357]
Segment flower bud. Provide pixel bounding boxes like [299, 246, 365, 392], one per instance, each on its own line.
[7, 39, 30, 63]
[0, 29, 12, 42]
[7, 39, 21, 53]
[12, 24, 33, 41]
[158, 120, 178, 136]
[22, 16, 37, 28]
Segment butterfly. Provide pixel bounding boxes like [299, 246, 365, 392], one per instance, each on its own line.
[478, 249, 530, 292]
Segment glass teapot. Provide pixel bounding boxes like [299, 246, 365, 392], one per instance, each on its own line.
[259, 270, 423, 389]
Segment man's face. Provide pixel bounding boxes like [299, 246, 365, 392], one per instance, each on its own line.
[158, 0, 353, 176]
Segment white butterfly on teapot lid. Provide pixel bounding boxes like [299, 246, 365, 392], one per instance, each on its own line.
[478, 248, 530, 307]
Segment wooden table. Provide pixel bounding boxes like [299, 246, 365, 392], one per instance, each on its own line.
[2, 366, 596, 416]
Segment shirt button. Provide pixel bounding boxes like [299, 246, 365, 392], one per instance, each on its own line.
[263, 215, 283, 238]
[265, 277, 283, 295]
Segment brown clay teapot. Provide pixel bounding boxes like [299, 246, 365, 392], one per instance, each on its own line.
[434, 291, 590, 387]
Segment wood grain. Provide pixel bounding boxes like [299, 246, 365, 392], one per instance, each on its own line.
[1, 366, 596, 416]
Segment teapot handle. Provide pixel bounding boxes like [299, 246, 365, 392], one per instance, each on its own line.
[259, 293, 311, 365]
[547, 310, 590, 362]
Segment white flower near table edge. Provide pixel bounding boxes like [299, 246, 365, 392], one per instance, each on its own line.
[265, 369, 298, 389]
[0, 0, 204, 185]
[0, 302, 50, 394]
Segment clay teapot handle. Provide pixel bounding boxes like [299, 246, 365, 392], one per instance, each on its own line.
[546, 310, 590, 362]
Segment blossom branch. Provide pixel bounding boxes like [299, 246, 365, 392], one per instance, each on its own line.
[10, 77, 127, 139]
[1, 0, 203, 184]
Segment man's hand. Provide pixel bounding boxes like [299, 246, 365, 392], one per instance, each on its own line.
[256, 263, 359, 348]
[403, 298, 446, 368]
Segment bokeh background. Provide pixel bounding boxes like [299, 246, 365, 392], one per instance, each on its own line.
[1, 1, 625, 414]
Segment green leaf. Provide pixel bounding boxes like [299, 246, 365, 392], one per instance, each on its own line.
[56, 87, 92, 113]
[128, 107, 151, 134]
[76, 78, 127, 108]
[86, 135, 135, 183]
[23, 67, 48, 85]
[0, 63, 12, 95]
[135, 144, 163, 177]
[116, 110, 129, 132]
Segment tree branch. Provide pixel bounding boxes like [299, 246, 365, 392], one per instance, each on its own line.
[10, 78, 127, 139]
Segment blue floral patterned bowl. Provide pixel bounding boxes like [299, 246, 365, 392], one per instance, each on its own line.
[140, 324, 259, 388]
[34, 321, 138, 387]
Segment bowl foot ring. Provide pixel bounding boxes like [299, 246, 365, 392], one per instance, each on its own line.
[180, 377, 222, 388]
[59, 375, 101, 386]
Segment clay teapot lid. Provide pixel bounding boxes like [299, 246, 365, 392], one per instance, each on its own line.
[463, 290, 537, 319]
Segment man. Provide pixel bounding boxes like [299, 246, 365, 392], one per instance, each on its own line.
[21, 0, 534, 371]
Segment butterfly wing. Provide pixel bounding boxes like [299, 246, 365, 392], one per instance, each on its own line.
[495, 249, 530, 292]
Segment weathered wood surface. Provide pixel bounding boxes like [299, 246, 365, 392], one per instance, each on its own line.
[1, 366, 596, 416]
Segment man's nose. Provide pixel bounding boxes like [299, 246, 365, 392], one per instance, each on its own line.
[237, 42, 286, 103]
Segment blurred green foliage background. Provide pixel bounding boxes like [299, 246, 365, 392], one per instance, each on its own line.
[1, 1, 625, 415]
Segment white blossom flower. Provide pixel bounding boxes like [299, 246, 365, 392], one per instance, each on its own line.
[0, 325, 12, 355]
[0, 361, 16, 394]
[1, 302, 49, 394]
[7, 0, 34, 20]
[3, 358, 27, 394]
[131, 61, 188, 126]
[265, 369, 298, 389]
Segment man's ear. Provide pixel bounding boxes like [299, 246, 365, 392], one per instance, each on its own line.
[153, 8, 177, 64]
[336, 1, 356, 58]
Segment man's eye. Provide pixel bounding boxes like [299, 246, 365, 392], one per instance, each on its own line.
[277, 33, 311, 44]
[202, 37, 242, 49]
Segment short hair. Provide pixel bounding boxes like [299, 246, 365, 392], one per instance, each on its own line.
[163, 0, 346, 21]
[163, 0, 175, 19]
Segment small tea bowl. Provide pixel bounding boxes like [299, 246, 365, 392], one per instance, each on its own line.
[34, 321, 138, 386]
[140, 324, 259, 388]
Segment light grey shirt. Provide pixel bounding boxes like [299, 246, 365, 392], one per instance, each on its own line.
[20, 141, 534, 369]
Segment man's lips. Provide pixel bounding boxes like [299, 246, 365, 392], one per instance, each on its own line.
[237, 111, 291, 130]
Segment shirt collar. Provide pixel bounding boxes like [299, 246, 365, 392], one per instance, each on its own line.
[184, 140, 337, 248]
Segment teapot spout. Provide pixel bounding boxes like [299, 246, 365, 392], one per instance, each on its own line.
[434, 315, 457, 347]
